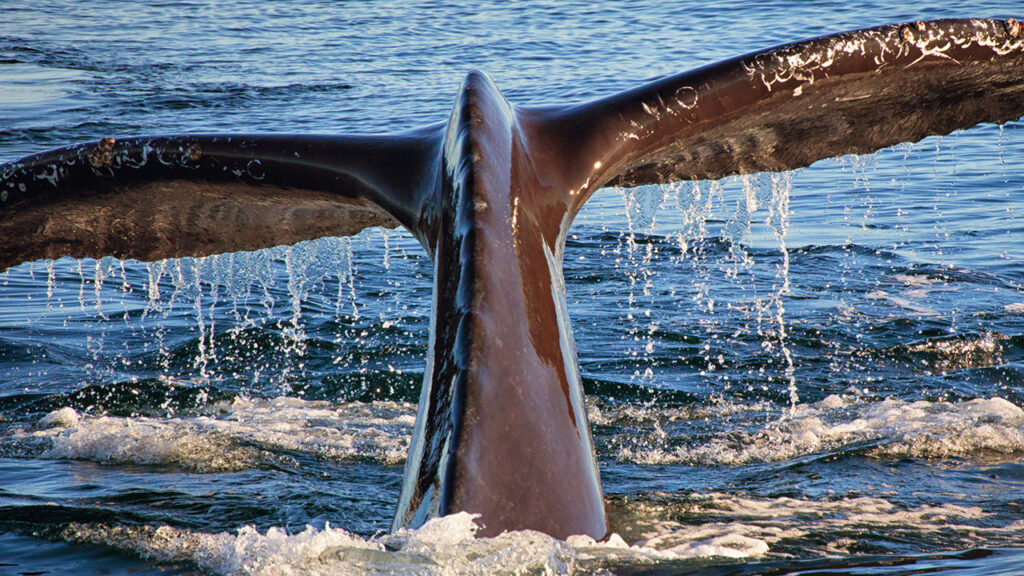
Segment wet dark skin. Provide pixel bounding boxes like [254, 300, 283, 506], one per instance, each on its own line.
[2, 19, 1023, 539]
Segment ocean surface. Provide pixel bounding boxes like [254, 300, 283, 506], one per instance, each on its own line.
[2, 1, 1024, 574]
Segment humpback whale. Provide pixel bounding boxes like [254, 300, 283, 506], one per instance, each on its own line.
[2, 19, 1023, 540]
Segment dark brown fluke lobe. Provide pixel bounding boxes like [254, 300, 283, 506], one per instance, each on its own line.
[2, 19, 1023, 540]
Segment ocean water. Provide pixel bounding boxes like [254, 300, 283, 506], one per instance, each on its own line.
[1, 1, 1024, 574]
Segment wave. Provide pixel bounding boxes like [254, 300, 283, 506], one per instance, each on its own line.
[60, 512, 766, 575]
[8, 390, 1024, 473]
[58, 491, 1024, 574]
[4, 396, 414, 471]
[604, 394, 1024, 466]
[611, 492, 1024, 559]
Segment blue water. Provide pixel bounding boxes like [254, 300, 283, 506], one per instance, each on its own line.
[2, 1, 1024, 574]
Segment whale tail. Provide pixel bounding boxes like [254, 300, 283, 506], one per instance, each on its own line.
[2, 18, 1023, 539]
[4, 19, 1022, 268]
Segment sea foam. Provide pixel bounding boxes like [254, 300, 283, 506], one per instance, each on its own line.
[607, 394, 1024, 466]
[11, 393, 1024, 472]
[62, 511, 772, 576]
[9, 396, 415, 472]
[60, 491, 1024, 574]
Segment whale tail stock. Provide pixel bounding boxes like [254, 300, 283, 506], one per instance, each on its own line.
[2, 19, 1022, 539]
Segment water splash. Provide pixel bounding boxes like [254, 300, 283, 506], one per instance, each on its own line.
[621, 184, 666, 382]
[609, 171, 802, 405]
[607, 393, 1024, 466]
[58, 510, 778, 575]
[766, 172, 798, 409]
[0, 233, 411, 400]
[8, 396, 415, 471]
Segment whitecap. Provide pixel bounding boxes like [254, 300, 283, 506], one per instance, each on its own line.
[8, 397, 415, 472]
[61, 511, 774, 575]
[612, 394, 1024, 466]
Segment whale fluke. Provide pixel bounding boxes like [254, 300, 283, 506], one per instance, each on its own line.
[536, 18, 1024, 216]
[2, 19, 1023, 540]
[0, 131, 443, 268]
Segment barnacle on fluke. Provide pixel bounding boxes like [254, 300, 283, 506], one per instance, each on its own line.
[1007, 18, 1022, 37]
[88, 136, 117, 169]
[186, 143, 203, 162]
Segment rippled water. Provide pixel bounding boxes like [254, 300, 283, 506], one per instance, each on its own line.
[2, 1, 1024, 574]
